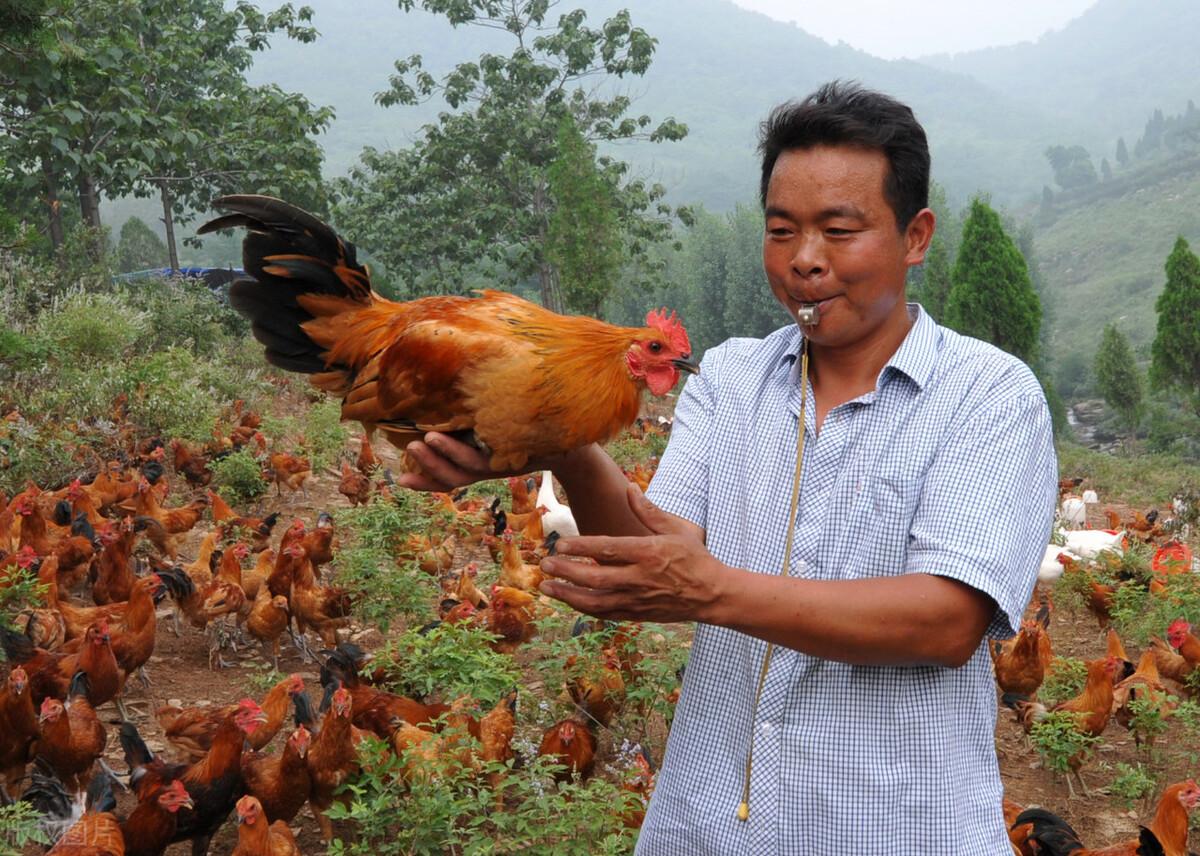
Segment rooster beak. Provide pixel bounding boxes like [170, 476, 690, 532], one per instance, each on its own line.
[671, 356, 699, 375]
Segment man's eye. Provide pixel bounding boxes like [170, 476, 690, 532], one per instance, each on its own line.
[827, 228, 853, 236]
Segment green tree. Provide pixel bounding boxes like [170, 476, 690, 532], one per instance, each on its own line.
[943, 198, 1041, 364]
[0, 0, 330, 262]
[115, 216, 168, 272]
[1093, 323, 1144, 444]
[1150, 236, 1200, 411]
[1101, 157, 1112, 181]
[544, 118, 623, 317]
[906, 181, 958, 321]
[1116, 136, 1130, 167]
[1044, 144, 1098, 191]
[332, 2, 687, 308]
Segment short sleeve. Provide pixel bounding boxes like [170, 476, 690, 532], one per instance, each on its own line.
[905, 390, 1058, 638]
[645, 358, 718, 532]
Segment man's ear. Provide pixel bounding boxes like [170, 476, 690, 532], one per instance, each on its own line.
[904, 207, 936, 267]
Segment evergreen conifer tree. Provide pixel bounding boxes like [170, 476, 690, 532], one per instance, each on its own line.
[1150, 236, 1200, 411]
[943, 198, 1041, 363]
[1116, 137, 1129, 167]
[1093, 323, 1143, 441]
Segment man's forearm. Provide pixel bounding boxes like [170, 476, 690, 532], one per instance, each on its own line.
[551, 444, 654, 538]
[704, 566, 994, 668]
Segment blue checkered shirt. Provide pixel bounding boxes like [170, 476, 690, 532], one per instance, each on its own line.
[640, 305, 1057, 855]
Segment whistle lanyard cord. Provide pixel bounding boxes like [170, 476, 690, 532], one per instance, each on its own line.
[737, 335, 809, 822]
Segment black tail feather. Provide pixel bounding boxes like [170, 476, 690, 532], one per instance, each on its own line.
[1013, 807, 1084, 856]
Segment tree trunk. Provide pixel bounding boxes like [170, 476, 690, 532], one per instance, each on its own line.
[42, 162, 64, 252]
[76, 172, 103, 259]
[159, 181, 179, 271]
[538, 262, 563, 313]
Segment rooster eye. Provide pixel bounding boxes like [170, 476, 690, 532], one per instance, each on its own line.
[648, 342, 662, 354]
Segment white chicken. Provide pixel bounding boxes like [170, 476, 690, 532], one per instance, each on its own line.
[537, 471, 579, 538]
[1060, 528, 1126, 560]
[1082, 489, 1099, 504]
[1060, 495, 1086, 529]
[1039, 544, 1078, 584]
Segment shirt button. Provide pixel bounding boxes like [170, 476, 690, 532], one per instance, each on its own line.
[759, 721, 774, 734]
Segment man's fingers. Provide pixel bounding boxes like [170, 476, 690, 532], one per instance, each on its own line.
[554, 534, 655, 565]
[424, 432, 493, 474]
[541, 556, 631, 590]
[394, 471, 453, 492]
[402, 440, 475, 489]
[540, 579, 628, 618]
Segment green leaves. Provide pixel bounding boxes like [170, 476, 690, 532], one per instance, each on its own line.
[1094, 323, 1145, 441]
[335, 1, 686, 310]
[1150, 236, 1200, 411]
[943, 197, 1042, 363]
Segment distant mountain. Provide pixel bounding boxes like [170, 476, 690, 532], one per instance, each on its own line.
[920, 0, 1200, 147]
[243, 0, 1063, 210]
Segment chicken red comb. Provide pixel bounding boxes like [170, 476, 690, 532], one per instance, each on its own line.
[1168, 617, 1191, 634]
[645, 308, 691, 354]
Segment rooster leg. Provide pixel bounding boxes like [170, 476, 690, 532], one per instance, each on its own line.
[1073, 768, 1090, 798]
[137, 666, 152, 689]
[172, 607, 182, 637]
[115, 696, 131, 722]
[313, 806, 333, 842]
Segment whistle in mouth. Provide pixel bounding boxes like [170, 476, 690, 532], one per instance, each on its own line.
[797, 304, 820, 326]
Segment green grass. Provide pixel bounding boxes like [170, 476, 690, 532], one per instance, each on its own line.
[1056, 440, 1200, 505]
[1034, 160, 1200, 391]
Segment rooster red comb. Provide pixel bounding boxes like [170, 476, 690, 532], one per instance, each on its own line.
[645, 308, 691, 354]
[1168, 618, 1191, 635]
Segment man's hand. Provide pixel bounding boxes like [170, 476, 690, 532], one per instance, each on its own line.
[397, 433, 580, 493]
[539, 482, 728, 623]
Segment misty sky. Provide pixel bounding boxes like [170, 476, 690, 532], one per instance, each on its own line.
[730, 0, 1097, 59]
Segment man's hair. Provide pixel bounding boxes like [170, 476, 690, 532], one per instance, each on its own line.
[758, 81, 930, 230]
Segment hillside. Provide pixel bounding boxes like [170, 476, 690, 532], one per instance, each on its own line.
[242, 0, 1060, 210]
[921, 0, 1200, 147]
[1034, 156, 1200, 385]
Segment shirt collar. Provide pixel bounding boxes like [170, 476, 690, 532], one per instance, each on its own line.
[777, 303, 941, 392]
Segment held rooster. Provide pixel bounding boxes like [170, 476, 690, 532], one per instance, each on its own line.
[198, 195, 698, 473]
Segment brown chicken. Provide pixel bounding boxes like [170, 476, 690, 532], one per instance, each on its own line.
[37, 672, 107, 793]
[265, 452, 311, 498]
[537, 717, 597, 783]
[120, 700, 268, 856]
[242, 725, 313, 825]
[289, 544, 353, 650]
[486, 585, 538, 654]
[46, 783, 125, 856]
[1006, 656, 1122, 796]
[990, 618, 1053, 697]
[497, 528, 543, 592]
[566, 648, 626, 728]
[128, 478, 207, 537]
[338, 460, 371, 506]
[321, 645, 455, 738]
[1112, 649, 1176, 747]
[247, 588, 292, 670]
[0, 666, 39, 796]
[1003, 797, 1036, 856]
[1, 620, 120, 707]
[1148, 635, 1194, 687]
[1167, 618, 1200, 669]
[120, 778, 194, 856]
[156, 675, 305, 761]
[356, 433, 378, 475]
[508, 475, 537, 516]
[169, 439, 215, 488]
[232, 795, 300, 856]
[91, 518, 139, 606]
[306, 686, 359, 841]
[1016, 779, 1200, 855]
[199, 195, 696, 474]
[208, 490, 280, 553]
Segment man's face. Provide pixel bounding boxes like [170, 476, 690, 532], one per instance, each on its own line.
[762, 145, 932, 350]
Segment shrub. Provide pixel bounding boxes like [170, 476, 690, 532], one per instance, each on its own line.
[301, 398, 349, 472]
[0, 800, 48, 854]
[208, 448, 268, 504]
[37, 289, 146, 360]
[1029, 710, 1101, 776]
[1041, 657, 1088, 707]
[380, 623, 521, 709]
[1107, 761, 1157, 810]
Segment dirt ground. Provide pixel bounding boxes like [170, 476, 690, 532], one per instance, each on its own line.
[18, 411, 1200, 854]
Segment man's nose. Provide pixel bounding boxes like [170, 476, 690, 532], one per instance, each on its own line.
[790, 234, 826, 277]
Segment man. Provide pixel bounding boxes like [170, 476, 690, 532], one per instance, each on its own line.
[400, 81, 1057, 854]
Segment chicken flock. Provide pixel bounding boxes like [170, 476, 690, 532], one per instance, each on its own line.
[0, 398, 673, 854]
